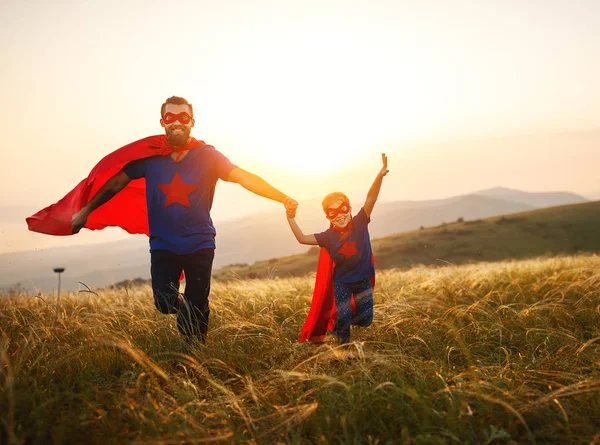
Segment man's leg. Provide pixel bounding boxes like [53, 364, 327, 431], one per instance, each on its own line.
[179, 248, 215, 343]
[350, 279, 374, 327]
[333, 281, 353, 344]
[150, 250, 183, 314]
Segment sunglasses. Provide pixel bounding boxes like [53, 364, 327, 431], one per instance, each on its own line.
[326, 203, 351, 219]
[162, 112, 192, 125]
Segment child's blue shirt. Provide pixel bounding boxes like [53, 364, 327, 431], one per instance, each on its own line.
[314, 207, 375, 283]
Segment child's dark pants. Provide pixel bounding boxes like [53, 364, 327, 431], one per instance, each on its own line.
[333, 278, 374, 343]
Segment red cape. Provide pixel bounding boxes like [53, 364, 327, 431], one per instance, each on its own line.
[299, 248, 375, 343]
[26, 135, 205, 236]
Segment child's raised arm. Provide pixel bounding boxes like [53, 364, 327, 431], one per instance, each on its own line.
[363, 153, 389, 217]
[285, 208, 318, 245]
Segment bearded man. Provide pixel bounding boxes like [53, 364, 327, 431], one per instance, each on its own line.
[30, 96, 298, 344]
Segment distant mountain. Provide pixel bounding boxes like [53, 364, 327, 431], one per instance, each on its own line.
[215, 200, 600, 280]
[369, 194, 535, 236]
[0, 188, 588, 293]
[0, 237, 150, 294]
[475, 187, 588, 208]
[167, 193, 537, 270]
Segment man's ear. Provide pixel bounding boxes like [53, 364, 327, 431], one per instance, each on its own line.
[191, 118, 195, 128]
[160, 119, 166, 128]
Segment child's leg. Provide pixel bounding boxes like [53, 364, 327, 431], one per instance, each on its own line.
[350, 278, 374, 327]
[333, 281, 353, 344]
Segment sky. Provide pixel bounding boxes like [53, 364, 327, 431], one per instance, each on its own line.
[1, 0, 599, 253]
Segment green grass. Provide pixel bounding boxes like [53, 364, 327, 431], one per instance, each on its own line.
[214, 200, 600, 281]
[2, 254, 600, 444]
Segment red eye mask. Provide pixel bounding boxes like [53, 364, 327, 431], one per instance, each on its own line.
[162, 112, 192, 125]
[326, 202, 351, 220]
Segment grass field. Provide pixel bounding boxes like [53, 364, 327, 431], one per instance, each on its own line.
[1, 254, 600, 444]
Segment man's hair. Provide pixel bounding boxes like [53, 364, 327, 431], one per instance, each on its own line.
[161, 96, 193, 117]
[322, 192, 350, 212]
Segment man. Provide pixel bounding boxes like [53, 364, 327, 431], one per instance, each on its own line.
[68, 96, 298, 343]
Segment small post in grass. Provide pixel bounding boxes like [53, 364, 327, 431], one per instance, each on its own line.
[53, 267, 65, 319]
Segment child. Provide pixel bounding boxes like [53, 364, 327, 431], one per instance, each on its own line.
[285, 154, 389, 344]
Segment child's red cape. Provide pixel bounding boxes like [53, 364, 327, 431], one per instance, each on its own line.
[26, 135, 205, 236]
[299, 248, 375, 343]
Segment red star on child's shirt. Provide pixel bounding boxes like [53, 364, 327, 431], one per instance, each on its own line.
[337, 240, 359, 260]
[157, 173, 198, 208]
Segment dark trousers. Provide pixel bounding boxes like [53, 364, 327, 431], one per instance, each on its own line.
[150, 248, 214, 342]
[333, 278, 374, 343]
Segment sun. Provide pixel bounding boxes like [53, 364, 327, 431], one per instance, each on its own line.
[241, 127, 372, 176]
[208, 90, 381, 176]
[186, 29, 433, 176]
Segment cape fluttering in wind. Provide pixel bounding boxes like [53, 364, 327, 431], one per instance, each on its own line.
[26, 135, 205, 236]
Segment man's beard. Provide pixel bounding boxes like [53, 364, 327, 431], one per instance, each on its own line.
[166, 126, 191, 146]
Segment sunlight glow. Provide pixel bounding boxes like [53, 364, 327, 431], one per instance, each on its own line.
[187, 28, 444, 175]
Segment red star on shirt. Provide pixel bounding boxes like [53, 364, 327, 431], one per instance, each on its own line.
[157, 173, 198, 208]
[337, 240, 359, 260]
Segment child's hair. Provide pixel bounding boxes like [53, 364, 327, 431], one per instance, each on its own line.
[322, 192, 349, 213]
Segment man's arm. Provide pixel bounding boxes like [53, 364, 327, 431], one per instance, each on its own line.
[286, 217, 318, 245]
[363, 153, 389, 218]
[71, 170, 131, 233]
[227, 167, 295, 205]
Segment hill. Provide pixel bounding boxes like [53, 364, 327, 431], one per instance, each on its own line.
[0, 188, 588, 292]
[475, 186, 588, 207]
[214, 200, 600, 280]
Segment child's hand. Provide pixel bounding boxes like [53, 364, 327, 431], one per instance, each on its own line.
[379, 153, 389, 177]
[284, 196, 298, 218]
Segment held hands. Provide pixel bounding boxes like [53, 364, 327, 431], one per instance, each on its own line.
[379, 153, 389, 177]
[71, 209, 89, 234]
[283, 196, 298, 219]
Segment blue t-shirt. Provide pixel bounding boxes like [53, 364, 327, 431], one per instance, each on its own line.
[313, 208, 375, 284]
[123, 145, 235, 254]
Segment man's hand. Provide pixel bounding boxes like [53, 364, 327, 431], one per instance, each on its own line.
[71, 209, 89, 234]
[284, 196, 298, 219]
[379, 153, 389, 177]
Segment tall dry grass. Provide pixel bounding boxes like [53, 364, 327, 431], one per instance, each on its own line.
[1, 254, 600, 444]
